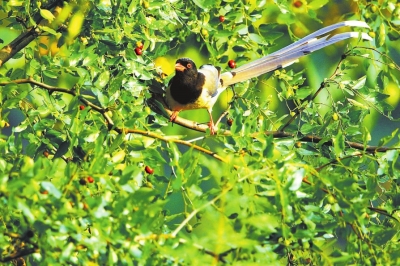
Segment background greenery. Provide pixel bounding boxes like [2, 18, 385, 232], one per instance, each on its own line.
[0, 0, 399, 265]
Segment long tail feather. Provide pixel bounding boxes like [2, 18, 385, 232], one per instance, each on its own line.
[221, 21, 371, 87]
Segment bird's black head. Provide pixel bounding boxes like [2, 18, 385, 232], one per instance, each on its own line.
[175, 58, 197, 74]
[169, 57, 205, 104]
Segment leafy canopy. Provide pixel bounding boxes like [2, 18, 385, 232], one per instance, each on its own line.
[0, 0, 399, 265]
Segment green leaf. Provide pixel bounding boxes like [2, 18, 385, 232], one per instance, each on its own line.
[288, 167, 305, 191]
[57, 35, 66, 48]
[111, 150, 126, 164]
[372, 229, 397, 245]
[41, 181, 62, 198]
[40, 9, 55, 22]
[300, 123, 314, 134]
[347, 98, 369, 109]
[378, 128, 399, 146]
[40, 25, 58, 35]
[191, 0, 214, 9]
[10, 68, 25, 79]
[83, 131, 100, 142]
[54, 140, 70, 158]
[236, 24, 248, 35]
[248, 33, 267, 45]
[1, 2, 399, 264]
[17, 201, 35, 222]
[333, 130, 345, 156]
[94, 70, 110, 89]
[361, 126, 371, 147]
[296, 86, 313, 99]
[245, 214, 279, 233]
[308, 0, 329, 10]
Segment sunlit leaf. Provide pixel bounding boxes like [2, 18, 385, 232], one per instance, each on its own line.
[40, 9, 55, 22]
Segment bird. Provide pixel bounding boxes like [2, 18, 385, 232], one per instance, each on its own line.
[165, 21, 372, 135]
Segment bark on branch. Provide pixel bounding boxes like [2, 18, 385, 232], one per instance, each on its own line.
[0, 0, 65, 67]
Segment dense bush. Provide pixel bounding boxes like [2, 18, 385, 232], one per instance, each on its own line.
[1, 0, 399, 265]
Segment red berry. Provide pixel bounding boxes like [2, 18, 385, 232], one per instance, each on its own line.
[40, 190, 48, 195]
[219, 16, 225, 22]
[228, 59, 236, 68]
[87, 176, 94, 183]
[145, 165, 154, 174]
[79, 105, 85, 110]
[227, 118, 233, 126]
[135, 47, 143, 55]
[293, 1, 302, 7]
[43, 150, 49, 157]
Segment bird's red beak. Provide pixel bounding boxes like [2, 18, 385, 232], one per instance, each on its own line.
[175, 63, 186, 72]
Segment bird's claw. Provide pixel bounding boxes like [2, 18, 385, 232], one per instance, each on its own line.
[208, 122, 216, 135]
[170, 111, 179, 122]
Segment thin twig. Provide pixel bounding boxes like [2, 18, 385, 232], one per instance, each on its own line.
[279, 52, 347, 131]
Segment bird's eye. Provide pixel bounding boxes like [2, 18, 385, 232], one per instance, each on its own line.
[187, 63, 192, 69]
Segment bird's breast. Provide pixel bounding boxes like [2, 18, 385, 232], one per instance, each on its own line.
[166, 86, 217, 111]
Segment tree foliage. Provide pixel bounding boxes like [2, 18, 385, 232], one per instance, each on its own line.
[0, 0, 399, 265]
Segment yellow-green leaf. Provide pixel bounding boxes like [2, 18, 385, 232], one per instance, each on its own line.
[40, 9, 55, 22]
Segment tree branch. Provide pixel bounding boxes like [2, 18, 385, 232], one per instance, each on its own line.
[149, 95, 398, 153]
[0, 0, 66, 67]
[0, 27, 38, 67]
[124, 129, 239, 168]
[147, 94, 218, 134]
[0, 78, 105, 112]
[0, 79, 397, 161]
[259, 131, 397, 153]
[0, 248, 39, 263]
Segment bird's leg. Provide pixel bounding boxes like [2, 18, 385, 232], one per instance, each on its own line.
[170, 111, 180, 122]
[207, 110, 216, 135]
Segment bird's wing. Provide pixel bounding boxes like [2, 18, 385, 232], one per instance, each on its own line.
[198, 64, 222, 97]
[220, 21, 371, 87]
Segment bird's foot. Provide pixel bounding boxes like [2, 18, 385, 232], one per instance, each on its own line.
[208, 122, 216, 135]
[170, 111, 179, 122]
